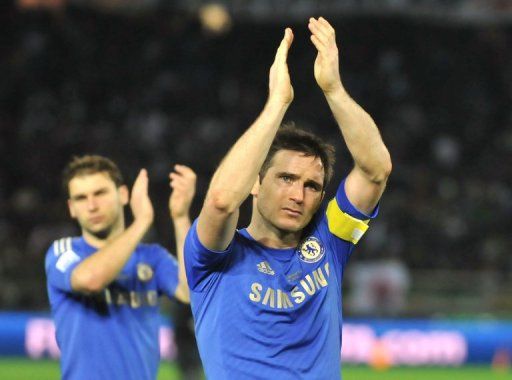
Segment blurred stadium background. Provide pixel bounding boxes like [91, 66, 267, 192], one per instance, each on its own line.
[1, 0, 512, 379]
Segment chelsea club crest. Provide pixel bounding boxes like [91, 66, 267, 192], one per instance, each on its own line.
[137, 263, 153, 282]
[298, 236, 325, 263]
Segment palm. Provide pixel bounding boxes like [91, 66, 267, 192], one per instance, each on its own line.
[268, 28, 294, 105]
[269, 64, 293, 104]
[169, 165, 196, 220]
[169, 192, 192, 219]
[313, 55, 324, 88]
[309, 17, 342, 94]
[130, 169, 154, 224]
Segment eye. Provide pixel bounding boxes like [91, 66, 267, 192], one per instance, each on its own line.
[94, 188, 109, 197]
[280, 175, 293, 183]
[305, 182, 322, 192]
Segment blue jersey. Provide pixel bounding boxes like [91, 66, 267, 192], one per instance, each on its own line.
[45, 237, 179, 380]
[185, 179, 378, 379]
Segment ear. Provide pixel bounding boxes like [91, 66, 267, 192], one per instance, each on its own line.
[67, 199, 77, 219]
[250, 176, 260, 196]
[119, 185, 129, 205]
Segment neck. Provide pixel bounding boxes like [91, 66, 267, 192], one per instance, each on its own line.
[82, 217, 126, 249]
[246, 215, 301, 249]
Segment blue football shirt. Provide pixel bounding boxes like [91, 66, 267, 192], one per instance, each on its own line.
[185, 179, 378, 379]
[45, 237, 179, 380]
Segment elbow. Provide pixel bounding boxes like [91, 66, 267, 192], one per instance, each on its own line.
[369, 153, 392, 185]
[380, 156, 393, 182]
[206, 188, 239, 215]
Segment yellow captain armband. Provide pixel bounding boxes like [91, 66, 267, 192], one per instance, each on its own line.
[326, 199, 370, 244]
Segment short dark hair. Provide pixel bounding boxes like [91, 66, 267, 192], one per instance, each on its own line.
[62, 155, 124, 195]
[260, 123, 336, 189]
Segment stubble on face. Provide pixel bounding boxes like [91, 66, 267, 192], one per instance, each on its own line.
[68, 173, 127, 244]
[251, 150, 325, 243]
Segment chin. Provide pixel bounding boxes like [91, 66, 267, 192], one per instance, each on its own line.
[276, 219, 305, 233]
[86, 225, 112, 240]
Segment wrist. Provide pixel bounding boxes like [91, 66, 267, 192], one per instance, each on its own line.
[131, 216, 153, 234]
[266, 91, 293, 107]
[171, 213, 189, 223]
[323, 83, 346, 99]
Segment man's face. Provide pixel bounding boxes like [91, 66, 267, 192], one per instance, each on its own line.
[67, 172, 128, 239]
[253, 149, 325, 233]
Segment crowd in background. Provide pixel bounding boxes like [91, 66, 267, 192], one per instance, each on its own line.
[0, 5, 511, 313]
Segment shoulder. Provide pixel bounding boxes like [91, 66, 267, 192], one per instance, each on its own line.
[46, 236, 82, 258]
[45, 236, 82, 272]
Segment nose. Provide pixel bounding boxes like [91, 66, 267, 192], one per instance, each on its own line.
[86, 196, 98, 211]
[289, 182, 304, 204]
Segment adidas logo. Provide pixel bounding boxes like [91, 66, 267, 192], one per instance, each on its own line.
[257, 261, 275, 275]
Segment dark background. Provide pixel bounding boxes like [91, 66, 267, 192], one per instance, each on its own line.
[1, 1, 511, 318]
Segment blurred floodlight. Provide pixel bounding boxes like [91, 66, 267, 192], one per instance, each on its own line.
[17, 0, 65, 10]
[199, 3, 232, 35]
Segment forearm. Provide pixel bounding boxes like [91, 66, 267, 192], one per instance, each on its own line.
[172, 215, 191, 288]
[325, 86, 391, 183]
[208, 100, 289, 210]
[72, 220, 149, 293]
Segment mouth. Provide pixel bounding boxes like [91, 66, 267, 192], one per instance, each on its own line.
[282, 208, 302, 217]
[88, 216, 105, 224]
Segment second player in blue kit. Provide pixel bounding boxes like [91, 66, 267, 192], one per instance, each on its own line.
[46, 156, 197, 380]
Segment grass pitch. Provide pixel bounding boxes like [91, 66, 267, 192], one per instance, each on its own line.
[0, 358, 510, 379]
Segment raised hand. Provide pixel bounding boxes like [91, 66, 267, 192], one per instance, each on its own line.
[268, 28, 294, 105]
[169, 165, 197, 220]
[308, 17, 342, 94]
[130, 169, 154, 227]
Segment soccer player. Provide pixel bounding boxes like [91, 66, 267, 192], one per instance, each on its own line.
[45, 155, 196, 380]
[185, 17, 392, 379]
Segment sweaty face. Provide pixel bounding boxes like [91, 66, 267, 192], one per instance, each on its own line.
[254, 150, 325, 234]
[67, 172, 128, 240]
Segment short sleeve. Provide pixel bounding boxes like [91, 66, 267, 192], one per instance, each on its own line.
[184, 219, 234, 291]
[45, 238, 82, 293]
[325, 178, 379, 244]
[152, 245, 180, 299]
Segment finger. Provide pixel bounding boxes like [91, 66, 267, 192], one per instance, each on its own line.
[308, 18, 330, 43]
[180, 167, 197, 180]
[138, 168, 147, 179]
[170, 178, 186, 191]
[274, 27, 294, 64]
[318, 17, 335, 34]
[170, 176, 185, 186]
[133, 169, 149, 196]
[170, 171, 181, 180]
[173, 165, 196, 180]
[170, 175, 194, 191]
[175, 163, 193, 171]
[284, 27, 294, 46]
[170, 171, 188, 181]
[170, 176, 193, 190]
[173, 164, 187, 173]
[310, 34, 325, 52]
[136, 169, 148, 185]
[171, 165, 185, 177]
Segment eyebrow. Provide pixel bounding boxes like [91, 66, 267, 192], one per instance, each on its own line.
[276, 172, 323, 189]
[70, 187, 109, 200]
[276, 171, 299, 179]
